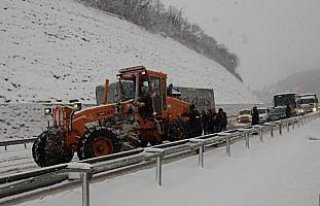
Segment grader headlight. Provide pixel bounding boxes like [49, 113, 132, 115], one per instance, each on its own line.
[44, 108, 52, 115]
[73, 102, 82, 111]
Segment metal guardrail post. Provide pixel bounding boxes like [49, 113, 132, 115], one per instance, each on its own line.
[246, 130, 250, 148]
[259, 127, 264, 142]
[226, 136, 231, 157]
[82, 172, 90, 206]
[241, 129, 250, 149]
[237, 129, 250, 149]
[286, 120, 290, 132]
[292, 119, 295, 130]
[279, 120, 283, 136]
[67, 163, 93, 206]
[218, 132, 232, 156]
[24, 142, 27, 149]
[265, 123, 275, 138]
[145, 148, 165, 186]
[4, 141, 7, 151]
[297, 117, 300, 128]
[190, 139, 206, 168]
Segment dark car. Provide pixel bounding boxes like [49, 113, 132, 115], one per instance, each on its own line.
[268, 106, 287, 121]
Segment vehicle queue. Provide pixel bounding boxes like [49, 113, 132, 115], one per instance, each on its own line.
[237, 93, 319, 125]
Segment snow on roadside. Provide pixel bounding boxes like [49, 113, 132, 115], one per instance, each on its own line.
[0, 0, 258, 104]
[18, 118, 320, 206]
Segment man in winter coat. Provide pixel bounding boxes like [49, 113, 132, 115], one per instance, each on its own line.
[285, 104, 291, 118]
[201, 110, 209, 135]
[251, 106, 259, 125]
[216, 108, 227, 132]
[207, 108, 218, 133]
[186, 104, 202, 138]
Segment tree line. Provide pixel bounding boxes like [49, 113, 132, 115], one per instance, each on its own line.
[79, 0, 242, 81]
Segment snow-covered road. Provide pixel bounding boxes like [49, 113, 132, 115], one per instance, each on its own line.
[15, 118, 320, 206]
[0, 143, 37, 175]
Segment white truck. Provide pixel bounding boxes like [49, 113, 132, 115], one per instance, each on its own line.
[296, 93, 318, 114]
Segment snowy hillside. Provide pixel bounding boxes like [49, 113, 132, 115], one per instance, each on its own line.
[0, 0, 258, 104]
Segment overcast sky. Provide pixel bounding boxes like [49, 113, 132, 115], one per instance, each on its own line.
[161, 0, 320, 90]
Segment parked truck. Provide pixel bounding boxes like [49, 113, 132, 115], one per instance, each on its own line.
[273, 93, 297, 116]
[296, 93, 318, 114]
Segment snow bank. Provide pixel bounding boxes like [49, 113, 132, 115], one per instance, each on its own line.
[0, 0, 258, 104]
[17, 118, 320, 206]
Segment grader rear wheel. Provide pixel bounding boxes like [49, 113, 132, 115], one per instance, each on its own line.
[77, 128, 120, 160]
[32, 128, 74, 167]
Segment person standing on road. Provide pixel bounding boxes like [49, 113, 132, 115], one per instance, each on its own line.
[211, 109, 218, 133]
[217, 108, 227, 132]
[285, 104, 291, 118]
[201, 110, 209, 135]
[186, 104, 202, 138]
[207, 108, 218, 133]
[251, 106, 259, 125]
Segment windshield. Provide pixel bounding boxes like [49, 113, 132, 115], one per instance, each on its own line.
[270, 107, 285, 114]
[258, 109, 267, 114]
[298, 98, 316, 104]
[240, 110, 251, 115]
[119, 80, 135, 101]
[274, 94, 296, 107]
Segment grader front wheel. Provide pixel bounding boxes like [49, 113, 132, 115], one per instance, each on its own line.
[32, 128, 74, 167]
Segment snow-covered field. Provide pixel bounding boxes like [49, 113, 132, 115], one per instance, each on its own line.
[0, 0, 258, 104]
[0, 104, 47, 139]
[16, 117, 320, 206]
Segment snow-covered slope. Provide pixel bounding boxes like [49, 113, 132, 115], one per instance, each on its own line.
[0, 0, 258, 104]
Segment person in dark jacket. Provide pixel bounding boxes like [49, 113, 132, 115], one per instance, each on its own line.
[201, 110, 209, 135]
[285, 104, 291, 118]
[186, 104, 202, 138]
[211, 109, 219, 133]
[251, 106, 259, 125]
[207, 108, 217, 133]
[216, 108, 227, 132]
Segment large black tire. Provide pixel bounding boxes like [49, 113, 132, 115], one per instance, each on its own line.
[167, 119, 187, 141]
[77, 128, 120, 160]
[32, 128, 74, 167]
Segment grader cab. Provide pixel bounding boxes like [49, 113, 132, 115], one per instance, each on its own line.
[32, 66, 201, 167]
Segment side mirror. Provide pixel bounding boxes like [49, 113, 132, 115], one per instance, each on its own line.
[104, 79, 109, 104]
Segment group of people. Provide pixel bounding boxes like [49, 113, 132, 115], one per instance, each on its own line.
[201, 107, 228, 135]
[184, 105, 228, 138]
